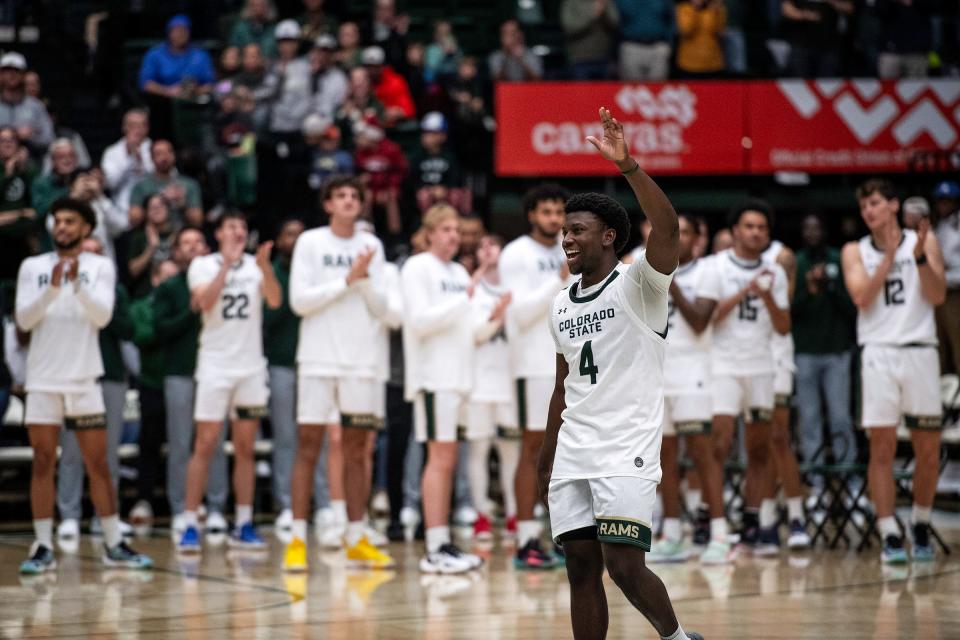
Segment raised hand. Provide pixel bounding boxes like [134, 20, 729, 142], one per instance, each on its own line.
[914, 217, 930, 258]
[346, 248, 375, 285]
[883, 220, 901, 257]
[255, 241, 274, 271]
[490, 292, 512, 323]
[585, 106, 630, 166]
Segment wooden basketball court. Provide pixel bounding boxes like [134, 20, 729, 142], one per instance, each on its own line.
[1, 520, 958, 639]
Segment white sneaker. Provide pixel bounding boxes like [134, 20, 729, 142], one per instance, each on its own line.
[275, 509, 293, 531]
[319, 524, 345, 549]
[205, 511, 228, 534]
[129, 500, 153, 525]
[57, 519, 80, 539]
[420, 543, 481, 574]
[453, 506, 478, 526]
[700, 540, 734, 565]
[400, 506, 421, 528]
[364, 523, 389, 547]
[171, 513, 190, 538]
[313, 507, 334, 529]
[119, 519, 134, 537]
[370, 490, 390, 517]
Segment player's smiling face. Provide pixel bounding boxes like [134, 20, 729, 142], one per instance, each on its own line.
[562, 211, 613, 275]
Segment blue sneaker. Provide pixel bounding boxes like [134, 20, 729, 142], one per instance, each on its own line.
[881, 534, 908, 565]
[912, 523, 934, 563]
[19, 543, 56, 575]
[178, 525, 201, 553]
[103, 541, 153, 569]
[228, 522, 267, 550]
[754, 526, 781, 557]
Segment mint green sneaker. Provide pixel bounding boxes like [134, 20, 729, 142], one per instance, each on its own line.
[648, 538, 689, 563]
[19, 543, 57, 575]
[700, 539, 733, 565]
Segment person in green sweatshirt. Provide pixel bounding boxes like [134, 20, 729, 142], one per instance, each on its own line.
[56, 236, 135, 539]
[127, 258, 181, 525]
[153, 227, 229, 535]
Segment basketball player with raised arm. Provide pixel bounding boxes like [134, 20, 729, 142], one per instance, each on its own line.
[649, 214, 729, 566]
[538, 108, 703, 640]
[842, 179, 946, 563]
[178, 211, 281, 553]
[500, 183, 570, 568]
[16, 197, 152, 574]
[693, 202, 791, 556]
[284, 177, 395, 571]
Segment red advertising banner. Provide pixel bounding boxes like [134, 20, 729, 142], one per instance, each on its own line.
[495, 82, 747, 176]
[748, 79, 960, 173]
[495, 80, 960, 176]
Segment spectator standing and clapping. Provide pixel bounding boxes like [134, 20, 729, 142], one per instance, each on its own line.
[561, 0, 620, 80]
[299, 0, 338, 44]
[876, 0, 936, 78]
[233, 44, 279, 133]
[408, 112, 469, 215]
[793, 214, 857, 472]
[101, 109, 154, 213]
[933, 181, 960, 377]
[781, 0, 852, 77]
[353, 118, 407, 239]
[335, 67, 386, 147]
[310, 34, 349, 120]
[303, 116, 353, 197]
[615, 0, 674, 80]
[675, 0, 727, 78]
[138, 15, 216, 141]
[447, 57, 493, 174]
[31, 139, 80, 231]
[336, 22, 364, 71]
[128, 140, 204, 228]
[126, 194, 178, 299]
[424, 21, 462, 83]
[229, 0, 279, 60]
[367, 0, 410, 71]
[363, 47, 416, 126]
[0, 53, 54, 159]
[489, 20, 544, 82]
[0, 127, 37, 293]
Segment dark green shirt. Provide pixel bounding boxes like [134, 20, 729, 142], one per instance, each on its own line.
[129, 292, 166, 390]
[263, 257, 298, 368]
[100, 284, 135, 382]
[126, 226, 176, 299]
[793, 246, 856, 354]
[153, 271, 200, 377]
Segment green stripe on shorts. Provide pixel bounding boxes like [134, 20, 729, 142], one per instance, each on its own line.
[904, 414, 942, 430]
[342, 413, 384, 430]
[64, 413, 107, 430]
[516, 379, 527, 430]
[425, 392, 436, 441]
[236, 406, 268, 420]
[596, 516, 652, 551]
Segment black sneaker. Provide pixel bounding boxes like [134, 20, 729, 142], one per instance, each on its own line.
[692, 506, 710, 546]
[386, 520, 405, 542]
[688, 632, 705, 640]
[103, 541, 153, 569]
[514, 539, 557, 570]
[912, 523, 934, 562]
[881, 534, 908, 564]
[740, 511, 759, 547]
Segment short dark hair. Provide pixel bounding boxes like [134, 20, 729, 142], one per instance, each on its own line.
[522, 183, 570, 215]
[565, 192, 631, 253]
[50, 197, 97, 230]
[728, 198, 774, 229]
[216, 209, 247, 229]
[856, 178, 896, 201]
[142, 191, 169, 210]
[173, 225, 204, 248]
[678, 212, 699, 233]
[322, 175, 364, 203]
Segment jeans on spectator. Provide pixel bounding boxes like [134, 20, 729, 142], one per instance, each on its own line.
[795, 352, 857, 474]
[136, 385, 166, 509]
[723, 28, 748, 74]
[164, 376, 228, 515]
[569, 60, 610, 80]
[877, 53, 928, 79]
[619, 42, 671, 80]
[269, 365, 297, 511]
[57, 380, 126, 520]
[788, 46, 840, 78]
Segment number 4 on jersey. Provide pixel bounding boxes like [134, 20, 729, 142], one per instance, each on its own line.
[579, 340, 599, 384]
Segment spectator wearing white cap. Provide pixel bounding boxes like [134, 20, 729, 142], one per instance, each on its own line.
[362, 46, 415, 125]
[266, 20, 314, 135]
[0, 53, 54, 157]
[408, 112, 470, 215]
[901, 196, 929, 231]
[309, 34, 349, 120]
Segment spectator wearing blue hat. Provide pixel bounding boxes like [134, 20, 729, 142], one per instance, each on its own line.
[408, 112, 470, 215]
[139, 14, 216, 140]
[933, 181, 960, 376]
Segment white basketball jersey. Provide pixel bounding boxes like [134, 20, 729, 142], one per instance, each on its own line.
[188, 253, 265, 377]
[856, 229, 936, 346]
[550, 264, 666, 482]
[761, 240, 796, 373]
[665, 257, 712, 394]
[471, 279, 512, 403]
[696, 249, 789, 376]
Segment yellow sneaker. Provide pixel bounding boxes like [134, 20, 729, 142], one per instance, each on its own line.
[283, 537, 308, 573]
[346, 536, 396, 569]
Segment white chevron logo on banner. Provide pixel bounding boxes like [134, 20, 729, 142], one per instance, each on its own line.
[893, 99, 957, 147]
[833, 93, 899, 144]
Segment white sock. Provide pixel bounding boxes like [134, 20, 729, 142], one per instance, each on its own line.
[710, 517, 728, 542]
[235, 504, 253, 527]
[662, 517, 682, 542]
[331, 500, 347, 524]
[912, 504, 932, 524]
[346, 520, 365, 546]
[661, 624, 689, 640]
[878, 516, 899, 538]
[684, 489, 702, 514]
[183, 510, 199, 528]
[101, 514, 122, 548]
[496, 439, 520, 517]
[34, 518, 53, 548]
[759, 499, 778, 529]
[517, 519, 542, 546]
[787, 496, 804, 522]
[426, 525, 451, 553]
[292, 519, 307, 541]
[468, 437, 492, 515]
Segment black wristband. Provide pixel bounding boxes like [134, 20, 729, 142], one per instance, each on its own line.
[620, 160, 640, 176]
[916, 253, 928, 266]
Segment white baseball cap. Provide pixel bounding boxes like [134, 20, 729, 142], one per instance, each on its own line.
[314, 34, 337, 50]
[275, 19, 301, 41]
[421, 111, 447, 133]
[0, 52, 27, 70]
[302, 114, 332, 136]
[361, 46, 385, 66]
[902, 196, 930, 217]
